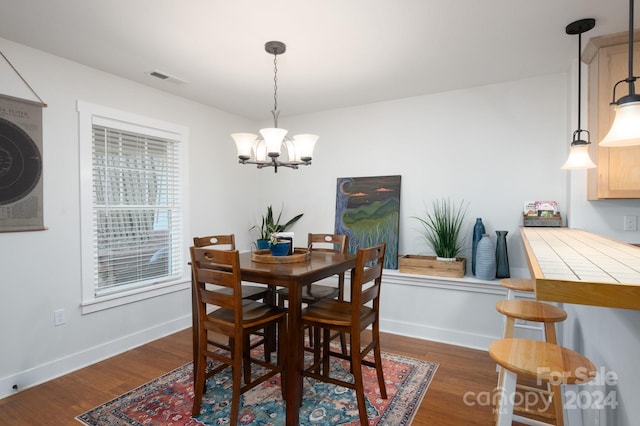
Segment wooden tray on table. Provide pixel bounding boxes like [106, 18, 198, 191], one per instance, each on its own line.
[251, 248, 311, 264]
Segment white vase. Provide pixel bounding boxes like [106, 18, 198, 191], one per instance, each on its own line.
[475, 234, 496, 280]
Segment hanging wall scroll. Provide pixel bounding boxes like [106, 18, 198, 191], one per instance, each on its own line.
[0, 48, 47, 232]
[0, 94, 44, 231]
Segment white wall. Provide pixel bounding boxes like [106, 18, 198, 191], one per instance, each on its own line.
[0, 38, 258, 396]
[1, 35, 638, 425]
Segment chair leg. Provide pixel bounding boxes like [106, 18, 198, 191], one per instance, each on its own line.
[243, 335, 252, 384]
[350, 332, 369, 424]
[191, 352, 206, 416]
[322, 327, 331, 377]
[339, 331, 348, 356]
[278, 319, 287, 400]
[230, 364, 242, 425]
[372, 322, 387, 399]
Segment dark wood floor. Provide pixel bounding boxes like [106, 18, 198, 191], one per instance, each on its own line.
[0, 329, 499, 425]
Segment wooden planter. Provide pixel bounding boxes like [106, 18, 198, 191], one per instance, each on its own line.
[399, 255, 466, 278]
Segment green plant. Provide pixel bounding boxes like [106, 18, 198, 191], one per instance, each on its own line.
[412, 198, 468, 259]
[252, 204, 303, 240]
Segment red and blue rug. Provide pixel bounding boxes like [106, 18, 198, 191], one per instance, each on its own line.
[76, 350, 437, 425]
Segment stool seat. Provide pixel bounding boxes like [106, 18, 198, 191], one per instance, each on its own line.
[490, 338, 595, 383]
[500, 278, 536, 294]
[496, 300, 567, 324]
[490, 338, 596, 426]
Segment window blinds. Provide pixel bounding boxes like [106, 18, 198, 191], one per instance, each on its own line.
[91, 125, 183, 294]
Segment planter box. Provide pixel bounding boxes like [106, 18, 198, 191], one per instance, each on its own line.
[398, 255, 466, 278]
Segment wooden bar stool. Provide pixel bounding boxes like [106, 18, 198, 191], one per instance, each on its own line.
[490, 338, 595, 426]
[495, 300, 568, 424]
[500, 278, 536, 300]
[499, 278, 546, 341]
[496, 299, 567, 344]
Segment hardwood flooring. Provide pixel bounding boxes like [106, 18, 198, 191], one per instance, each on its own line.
[0, 329, 499, 425]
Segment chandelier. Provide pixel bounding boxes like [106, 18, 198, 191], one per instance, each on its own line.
[232, 41, 318, 173]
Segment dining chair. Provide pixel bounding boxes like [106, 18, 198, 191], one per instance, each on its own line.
[189, 247, 288, 423]
[301, 242, 387, 424]
[193, 234, 271, 302]
[276, 233, 348, 353]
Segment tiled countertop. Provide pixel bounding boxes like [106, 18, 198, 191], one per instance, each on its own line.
[520, 227, 640, 310]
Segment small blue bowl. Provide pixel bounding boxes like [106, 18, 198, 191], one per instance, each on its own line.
[269, 242, 291, 256]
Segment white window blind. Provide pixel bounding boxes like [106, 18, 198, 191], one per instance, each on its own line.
[91, 124, 183, 295]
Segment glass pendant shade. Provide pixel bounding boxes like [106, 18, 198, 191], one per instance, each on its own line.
[259, 127, 288, 156]
[292, 134, 318, 161]
[562, 143, 596, 169]
[600, 101, 640, 147]
[231, 133, 257, 160]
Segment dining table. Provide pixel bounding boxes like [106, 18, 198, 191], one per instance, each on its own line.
[237, 249, 357, 425]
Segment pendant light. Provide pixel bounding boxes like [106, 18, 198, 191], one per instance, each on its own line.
[562, 18, 597, 170]
[232, 41, 318, 173]
[600, 0, 640, 147]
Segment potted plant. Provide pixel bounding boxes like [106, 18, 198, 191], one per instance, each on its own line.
[399, 198, 469, 277]
[252, 204, 303, 250]
[268, 228, 292, 256]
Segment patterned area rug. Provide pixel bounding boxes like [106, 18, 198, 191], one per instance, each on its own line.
[76, 350, 437, 425]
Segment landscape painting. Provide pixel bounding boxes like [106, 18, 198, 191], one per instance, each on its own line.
[335, 175, 401, 269]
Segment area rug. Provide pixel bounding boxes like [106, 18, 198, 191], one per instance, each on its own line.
[76, 350, 437, 425]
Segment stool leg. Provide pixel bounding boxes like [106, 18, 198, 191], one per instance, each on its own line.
[551, 383, 564, 426]
[497, 317, 515, 388]
[496, 369, 516, 426]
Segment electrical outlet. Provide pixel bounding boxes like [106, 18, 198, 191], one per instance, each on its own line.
[54, 309, 65, 326]
[624, 215, 638, 231]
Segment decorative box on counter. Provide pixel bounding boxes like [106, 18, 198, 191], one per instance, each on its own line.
[523, 200, 562, 227]
[523, 213, 562, 227]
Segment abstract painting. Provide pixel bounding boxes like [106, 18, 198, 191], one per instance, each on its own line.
[335, 175, 401, 269]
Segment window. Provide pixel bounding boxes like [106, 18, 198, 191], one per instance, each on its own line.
[78, 101, 190, 313]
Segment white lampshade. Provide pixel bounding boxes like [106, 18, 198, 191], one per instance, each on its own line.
[562, 144, 596, 169]
[231, 133, 257, 159]
[600, 101, 640, 147]
[292, 134, 318, 161]
[259, 128, 288, 155]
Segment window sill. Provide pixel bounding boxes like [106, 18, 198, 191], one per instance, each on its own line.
[81, 279, 190, 314]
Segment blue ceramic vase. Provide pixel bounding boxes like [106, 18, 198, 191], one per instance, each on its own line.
[495, 230, 510, 278]
[471, 218, 485, 275]
[475, 234, 496, 280]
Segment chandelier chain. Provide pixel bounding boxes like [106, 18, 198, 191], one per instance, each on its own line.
[273, 53, 279, 114]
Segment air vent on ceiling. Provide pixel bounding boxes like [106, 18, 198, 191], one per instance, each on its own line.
[146, 70, 188, 85]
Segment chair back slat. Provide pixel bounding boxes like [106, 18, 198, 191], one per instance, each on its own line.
[190, 246, 243, 318]
[308, 233, 348, 253]
[193, 234, 236, 249]
[351, 242, 385, 319]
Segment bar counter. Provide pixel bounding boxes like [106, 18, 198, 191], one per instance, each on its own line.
[520, 227, 640, 310]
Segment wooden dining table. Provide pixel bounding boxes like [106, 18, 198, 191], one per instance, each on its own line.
[238, 249, 356, 425]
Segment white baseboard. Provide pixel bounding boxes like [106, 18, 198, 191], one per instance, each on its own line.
[0, 314, 191, 400]
[380, 317, 500, 351]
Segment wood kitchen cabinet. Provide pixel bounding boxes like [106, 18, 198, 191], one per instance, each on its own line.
[584, 31, 640, 199]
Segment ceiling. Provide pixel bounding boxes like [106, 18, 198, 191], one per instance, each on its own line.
[0, 0, 636, 121]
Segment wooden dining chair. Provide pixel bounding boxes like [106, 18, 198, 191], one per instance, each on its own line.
[277, 233, 348, 353]
[189, 247, 288, 423]
[301, 242, 387, 424]
[193, 234, 271, 302]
